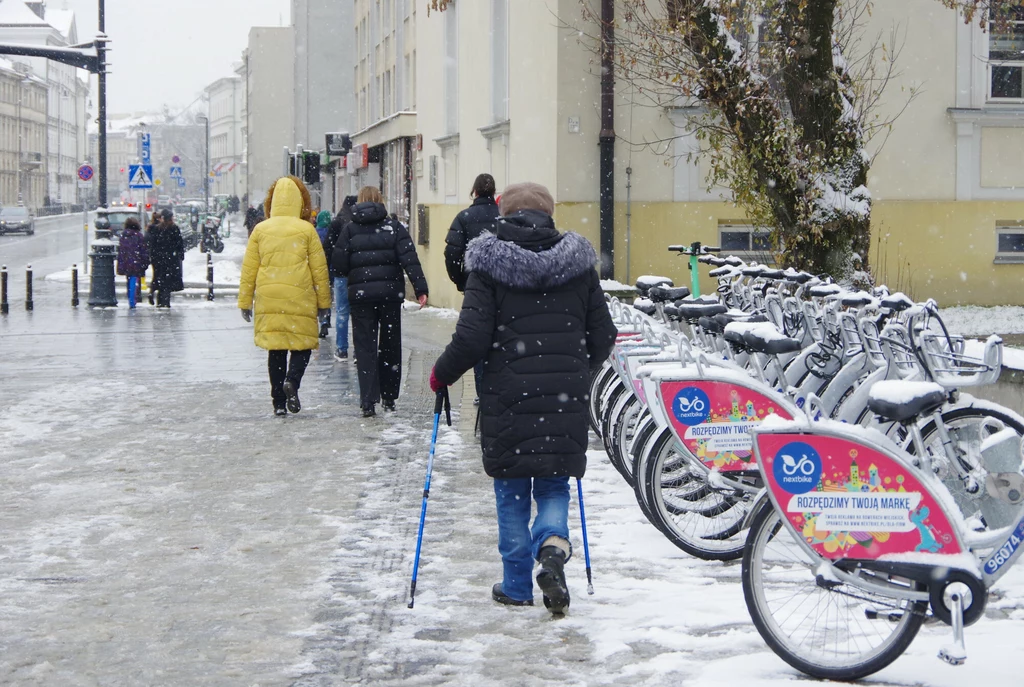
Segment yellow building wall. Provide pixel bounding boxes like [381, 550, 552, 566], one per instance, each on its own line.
[420, 200, 1024, 310]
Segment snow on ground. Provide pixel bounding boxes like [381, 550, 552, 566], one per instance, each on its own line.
[941, 305, 1024, 336]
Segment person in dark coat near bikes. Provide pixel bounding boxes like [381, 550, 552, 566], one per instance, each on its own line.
[116, 216, 149, 308]
[444, 173, 501, 403]
[332, 187, 429, 417]
[148, 208, 185, 308]
[430, 182, 617, 614]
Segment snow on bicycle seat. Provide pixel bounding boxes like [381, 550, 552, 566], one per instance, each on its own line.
[698, 255, 727, 266]
[839, 290, 877, 308]
[741, 265, 768, 277]
[708, 266, 739, 278]
[808, 284, 843, 298]
[760, 268, 786, 280]
[725, 322, 803, 355]
[723, 256, 745, 266]
[698, 315, 726, 334]
[867, 380, 947, 423]
[648, 285, 691, 303]
[635, 275, 673, 296]
[880, 292, 914, 312]
[782, 268, 815, 284]
[632, 297, 657, 316]
[676, 301, 728, 321]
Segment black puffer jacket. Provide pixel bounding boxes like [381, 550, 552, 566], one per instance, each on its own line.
[331, 202, 428, 304]
[433, 210, 617, 479]
[148, 223, 185, 292]
[444, 195, 500, 291]
[323, 197, 356, 279]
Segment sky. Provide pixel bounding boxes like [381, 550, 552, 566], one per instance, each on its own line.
[61, 0, 290, 114]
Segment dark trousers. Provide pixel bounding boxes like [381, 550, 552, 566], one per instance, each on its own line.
[268, 350, 312, 408]
[351, 301, 402, 409]
[155, 289, 172, 307]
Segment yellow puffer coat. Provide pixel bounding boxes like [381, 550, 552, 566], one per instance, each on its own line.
[238, 177, 331, 350]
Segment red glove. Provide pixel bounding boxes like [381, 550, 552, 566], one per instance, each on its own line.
[429, 366, 445, 393]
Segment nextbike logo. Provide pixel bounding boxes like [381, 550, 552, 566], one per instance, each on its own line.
[773, 441, 822, 495]
[672, 387, 710, 425]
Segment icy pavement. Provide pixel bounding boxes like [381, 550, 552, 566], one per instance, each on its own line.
[1, 297, 1024, 685]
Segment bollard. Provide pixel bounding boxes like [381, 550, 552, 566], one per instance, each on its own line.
[207, 252, 214, 301]
[71, 264, 79, 307]
[1, 265, 7, 315]
[25, 264, 33, 311]
[87, 222, 118, 308]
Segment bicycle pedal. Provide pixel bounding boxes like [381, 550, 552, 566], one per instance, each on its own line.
[937, 644, 967, 666]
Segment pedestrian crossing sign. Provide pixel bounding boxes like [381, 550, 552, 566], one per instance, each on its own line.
[169, 166, 183, 178]
[128, 164, 154, 189]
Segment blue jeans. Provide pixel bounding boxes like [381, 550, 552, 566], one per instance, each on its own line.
[334, 277, 350, 352]
[493, 476, 571, 602]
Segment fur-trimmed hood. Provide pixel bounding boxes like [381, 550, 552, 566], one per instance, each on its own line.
[464, 211, 598, 290]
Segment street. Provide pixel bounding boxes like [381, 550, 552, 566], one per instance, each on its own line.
[0, 228, 1022, 686]
[0, 214, 92, 293]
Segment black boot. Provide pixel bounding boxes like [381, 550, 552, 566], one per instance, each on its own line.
[491, 583, 533, 606]
[536, 546, 570, 615]
[283, 379, 301, 413]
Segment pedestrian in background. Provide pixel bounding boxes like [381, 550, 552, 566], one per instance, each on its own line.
[238, 175, 331, 416]
[444, 172, 501, 404]
[331, 187, 428, 416]
[315, 209, 333, 338]
[430, 182, 617, 614]
[244, 205, 259, 237]
[147, 210, 161, 304]
[323, 195, 357, 361]
[116, 216, 149, 309]
[148, 209, 185, 308]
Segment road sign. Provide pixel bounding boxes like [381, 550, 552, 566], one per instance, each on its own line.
[77, 164, 94, 189]
[140, 133, 152, 164]
[169, 166, 183, 178]
[172, 155, 180, 164]
[177, 177, 186, 188]
[128, 164, 154, 189]
[154, 179, 162, 187]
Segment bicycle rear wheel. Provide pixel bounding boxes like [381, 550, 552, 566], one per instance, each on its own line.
[741, 504, 927, 680]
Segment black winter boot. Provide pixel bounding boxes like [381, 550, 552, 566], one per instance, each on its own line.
[491, 583, 533, 606]
[536, 546, 570, 615]
[283, 379, 301, 413]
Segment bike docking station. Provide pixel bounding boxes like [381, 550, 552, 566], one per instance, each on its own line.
[590, 245, 1024, 680]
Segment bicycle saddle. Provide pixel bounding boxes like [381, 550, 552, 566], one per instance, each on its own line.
[723, 256, 745, 266]
[709, 266, 738, 278]
[725, 322, 803, 355]
[782, 269, 815, 284]
[867, 380, 947, 423]
[760, 268, 786, 280]
[648, 285, 691, 303]
[632, 298, 657, 316]
[741, 265, 767, 277]
[635, 275, 674, 296]
[880, 292, 914, 312]
[808, 284, 843, 298]
[676, 301, 728, 321]
[698, 256, 728, 266]
[698, 315, 725, 334]
[839, 291, 877, 308]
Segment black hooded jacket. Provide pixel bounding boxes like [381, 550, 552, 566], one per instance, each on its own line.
[444, 195, 500, 291]
[433, 210, 617, 479]
[323, 196, 357, 280]
[331, 201, 428, 304]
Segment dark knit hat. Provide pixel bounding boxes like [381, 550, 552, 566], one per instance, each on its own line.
[160, 208, 173, 220]
[499, 182, 555, 216]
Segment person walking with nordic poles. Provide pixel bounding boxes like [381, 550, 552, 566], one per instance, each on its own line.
[429, 182, 616, 614]
[238, 175, 332, 416]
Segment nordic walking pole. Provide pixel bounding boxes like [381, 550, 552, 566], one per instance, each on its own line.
[577, 478, 594, 595]
[409, 387, 451, 609]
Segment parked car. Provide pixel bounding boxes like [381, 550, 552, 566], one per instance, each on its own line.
[95, 205, 144, 239]
[0, 206, 35, 235]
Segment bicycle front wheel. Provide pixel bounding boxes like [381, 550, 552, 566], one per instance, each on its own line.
[741, 504, 926, 680]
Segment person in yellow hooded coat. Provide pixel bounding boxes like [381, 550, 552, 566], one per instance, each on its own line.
[238, 176, 332, 416]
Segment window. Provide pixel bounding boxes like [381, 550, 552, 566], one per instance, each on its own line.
[444, 2, 459, 134]
[719, 223, 775, 260]
[996, 221, 1024, 262]
[989, 8, 1024, 100]
[491, 0, 508, 122]
[383, 69, 392, 117]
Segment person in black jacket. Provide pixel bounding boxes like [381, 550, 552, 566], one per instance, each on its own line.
[323, 195, 357, 360]
[444, 173, 501, 404]
[332, 187, 429, 416]
[430, 182, 617, 614]
[148, 209, 185, 308]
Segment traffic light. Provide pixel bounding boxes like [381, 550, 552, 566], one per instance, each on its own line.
[303, 151, 321, 185]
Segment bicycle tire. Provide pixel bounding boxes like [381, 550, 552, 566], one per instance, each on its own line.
[588, 364, 616, 435]
[741, 504, 927, 680]
[642, 428, 748, 560]
[604, 393, 643, 486]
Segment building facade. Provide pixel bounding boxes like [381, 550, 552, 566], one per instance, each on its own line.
[0, 59, 46, 207]
[0, 1, 90, 211]
[243, 26, 295, 207]
[406, 0, 1024, 308]
[204, 76, 244, 199]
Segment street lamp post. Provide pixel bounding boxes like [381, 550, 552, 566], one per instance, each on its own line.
[197, 114, 210, 212]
